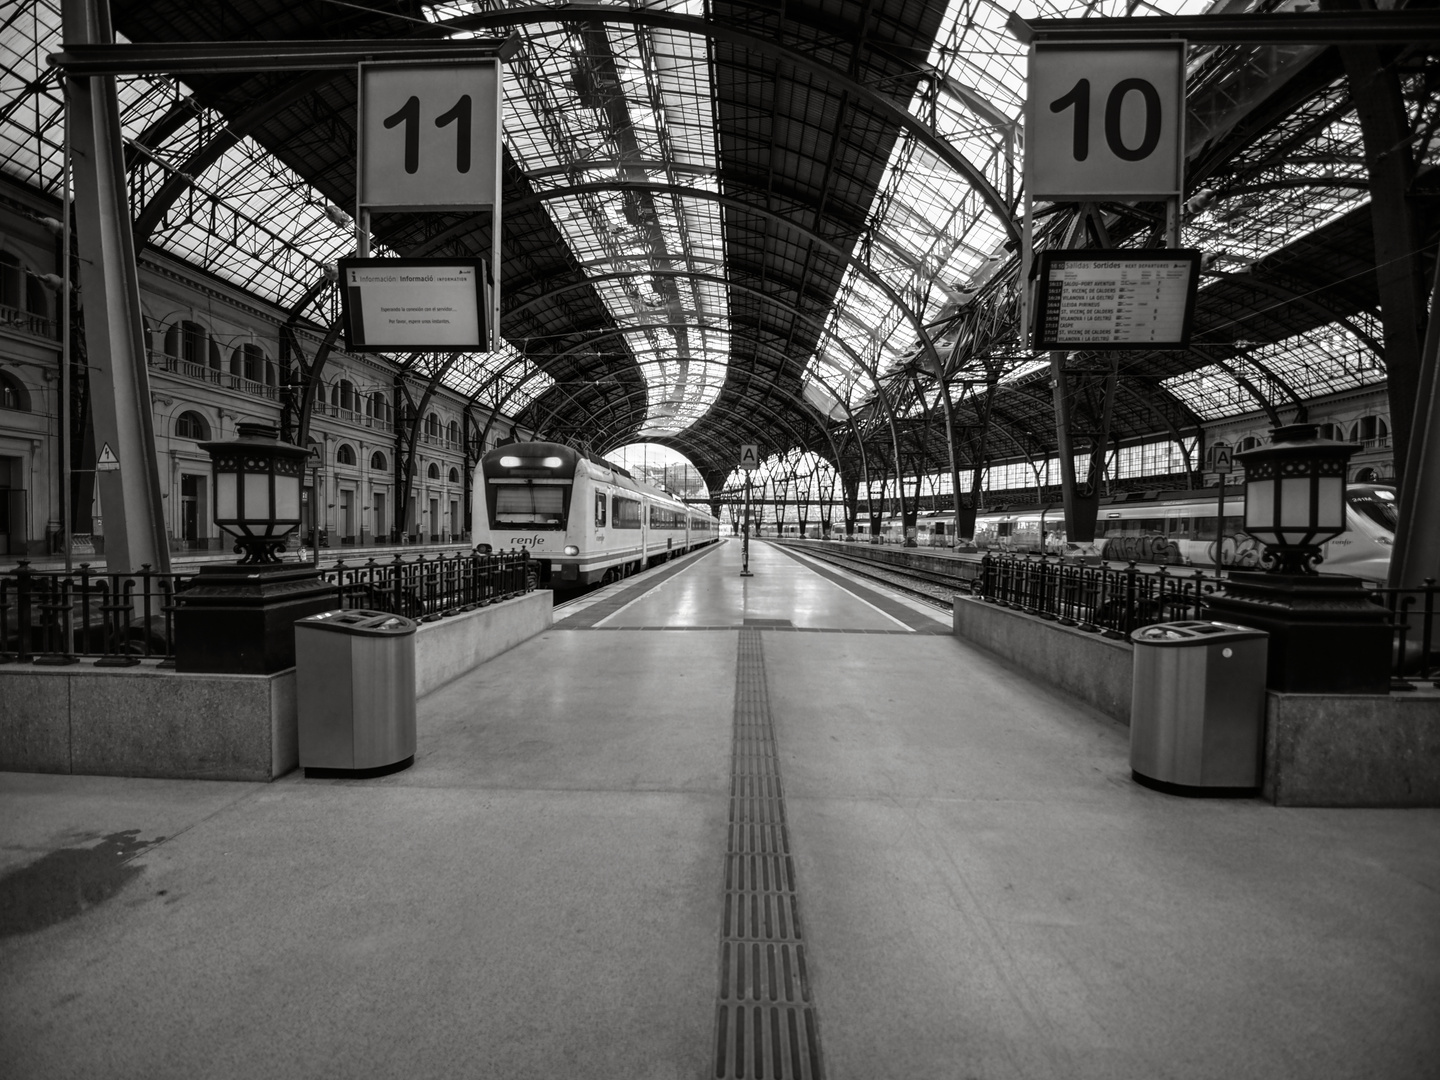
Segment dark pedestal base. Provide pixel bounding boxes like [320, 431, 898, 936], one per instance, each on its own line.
[173, 563, 337, 674]
[1205, 572, 1391, 694]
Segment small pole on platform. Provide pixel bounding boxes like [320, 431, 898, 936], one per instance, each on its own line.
[740, 473, 753, 576]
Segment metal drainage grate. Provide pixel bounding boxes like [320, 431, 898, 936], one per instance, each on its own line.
[714, 627, 824, 1080]
[743, 618, 794, 627]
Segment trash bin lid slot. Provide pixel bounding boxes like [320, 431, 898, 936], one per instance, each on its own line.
[1130, 620, 1268, 645]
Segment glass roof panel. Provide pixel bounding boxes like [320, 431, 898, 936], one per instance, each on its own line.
[432, 0, 725, 437]
[1162, 318, 1385, 420]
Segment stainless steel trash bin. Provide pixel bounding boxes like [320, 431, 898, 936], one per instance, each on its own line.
[1129, 620, 1269, 792]
[295, 609, 417, 776]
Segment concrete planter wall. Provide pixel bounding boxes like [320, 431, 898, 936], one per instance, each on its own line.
[951, 594, 1440, 807]
[0, 591, 552, 782]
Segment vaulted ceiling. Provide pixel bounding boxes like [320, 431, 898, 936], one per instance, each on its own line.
[6, 0, 1438, 494]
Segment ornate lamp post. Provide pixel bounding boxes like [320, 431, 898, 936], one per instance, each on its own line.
[206, 423, 306, 563]
[1236, 423, 1351, 575]
[172, 423, 335, 674]
[1207, 423, 1391, 694]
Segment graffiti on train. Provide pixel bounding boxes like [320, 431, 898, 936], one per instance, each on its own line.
[1206, 533, 1265, 568]
[1099, 534, 1180, 564]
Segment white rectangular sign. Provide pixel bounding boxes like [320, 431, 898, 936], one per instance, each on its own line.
[339, 259, 487, 352]
[358, 60, 501, 211]
[1026, 42, 1185, 200]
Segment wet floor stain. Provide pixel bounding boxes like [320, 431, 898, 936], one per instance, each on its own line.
[0, 830, 163, 938]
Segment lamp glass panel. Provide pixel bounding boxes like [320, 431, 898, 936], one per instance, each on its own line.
[1317, 476, 1344, 529]
[243, 473, 270, 524]
[274, 474, 301, 520]
[216, 472, 237, 519]
[1280, 477, 1311, 527]
[1246, 478, 1274, 529]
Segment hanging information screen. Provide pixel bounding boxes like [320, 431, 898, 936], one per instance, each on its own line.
[1032, 249, 1200, 350]
[339, 258, 487, 352]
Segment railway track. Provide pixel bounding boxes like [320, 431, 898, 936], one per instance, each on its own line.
[781, 543, 973, 612]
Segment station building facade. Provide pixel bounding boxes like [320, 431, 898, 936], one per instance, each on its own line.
[0, 179, 530, 559]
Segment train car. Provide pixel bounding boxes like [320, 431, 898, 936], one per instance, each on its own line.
[873, 484, 1396, 583]
[472, 442, 719, 586]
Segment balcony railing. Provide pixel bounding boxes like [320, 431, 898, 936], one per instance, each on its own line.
[0, 302, 56, 339]
[0, 550, 535, 665]
[148, 351, 279, 400]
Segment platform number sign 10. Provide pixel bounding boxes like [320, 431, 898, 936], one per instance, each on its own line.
[1026, 43, 1184, 200]
[359, 62, 501, 211]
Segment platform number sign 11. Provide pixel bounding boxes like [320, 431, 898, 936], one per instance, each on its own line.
[359, 61, 502, 212]
[1026, 42, 1185, 201]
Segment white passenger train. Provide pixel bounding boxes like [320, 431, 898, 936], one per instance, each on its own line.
[472, 442, 720, 586]
[871, 483, 1398, 583]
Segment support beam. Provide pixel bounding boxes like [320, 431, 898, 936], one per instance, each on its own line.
[63, 0, 169, 574]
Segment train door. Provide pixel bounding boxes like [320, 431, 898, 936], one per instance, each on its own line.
[180, 473, 207, 549]
[0, 456, 21, 555]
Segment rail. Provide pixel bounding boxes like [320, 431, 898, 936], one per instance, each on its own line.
[973, 554, 1438, 686]
[0, 550, 535, 666]
[972, 552, 1216, 640]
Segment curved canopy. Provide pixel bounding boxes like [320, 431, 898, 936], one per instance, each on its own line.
[4, 0, 1437, 493]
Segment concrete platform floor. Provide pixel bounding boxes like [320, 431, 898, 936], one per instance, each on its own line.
[2, 537, 1437, 1079]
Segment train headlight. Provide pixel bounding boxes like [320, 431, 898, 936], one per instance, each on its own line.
[499, 455, 521, 467]
[543, 456, 563, 468]
[564, 545, 579, 556]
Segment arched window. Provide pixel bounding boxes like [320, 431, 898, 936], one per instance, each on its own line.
[230, 342, 266, 383]
[1318, 422, 1337, 440]
[0, 370, 29, 411]
[336, 443, 356, 466]
[371, 451, 388, 471]
[448, 467, 459, 483]
[0, 251, 22, 311]
[1354, 467, 1379, 483]
[170, 320, 208, 367]
[1237, 436, 1259, 452]
[175, 411, 210, 440]
[339, 379, 358, 412]
[368, 391, 390, 424]
[427, 463, 440, 480]
[447, 420, 459, 445]
[426, 412, 441, 438]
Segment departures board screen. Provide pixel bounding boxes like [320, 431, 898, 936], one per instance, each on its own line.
[339, 258, 488, 352]
[1032, 249, 1200, 351]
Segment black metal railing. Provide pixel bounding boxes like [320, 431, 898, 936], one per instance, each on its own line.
[1372, 580, 1440, 688]
[0, 562, 185, 666]
[975, 554, 1439, 685]
[0, 550, 535, 666]
[323, 549, 535, 621]
[972, 552, 1217, 640]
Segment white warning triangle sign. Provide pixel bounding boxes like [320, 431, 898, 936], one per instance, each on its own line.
[96, 442, 121, 471]
[739, 443, 759, 470]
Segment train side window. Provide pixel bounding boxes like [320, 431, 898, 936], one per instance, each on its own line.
[595, 492, 607, 527]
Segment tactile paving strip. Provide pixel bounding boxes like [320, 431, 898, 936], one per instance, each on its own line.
[713, 627, 825, 1080]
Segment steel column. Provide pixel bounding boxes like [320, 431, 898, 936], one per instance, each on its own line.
[63, 0, 170, 574]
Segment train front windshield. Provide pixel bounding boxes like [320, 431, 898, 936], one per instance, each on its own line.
[481, 445, 577, 530]
[1347, 486, 1398, 532]
[493, 485, 564, 525]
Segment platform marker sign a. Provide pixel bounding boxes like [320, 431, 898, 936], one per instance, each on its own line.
[1208, 442, 1233, 475]
[739, 444, 759, 470]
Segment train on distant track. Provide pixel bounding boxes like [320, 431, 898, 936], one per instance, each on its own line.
[809, 484, 1398, 583]
[472, 442, 720, 586]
